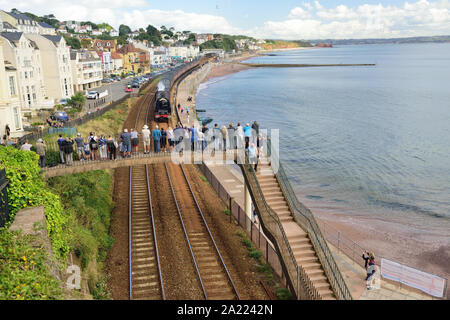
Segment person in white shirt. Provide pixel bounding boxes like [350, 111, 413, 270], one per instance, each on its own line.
[142, 125, 151, 154]
[166, 127, 174, 152]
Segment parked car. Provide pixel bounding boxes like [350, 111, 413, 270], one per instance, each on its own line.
[114, 76, 121, 81]
[52, 111, 69, 122]
[86, 91, 98, 99]
[59, 99, 68, 105]
[131, 82, 140, 88]
[102, 78, 113, 83]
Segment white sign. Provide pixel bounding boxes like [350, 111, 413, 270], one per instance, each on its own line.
[381, 258, 446, 298]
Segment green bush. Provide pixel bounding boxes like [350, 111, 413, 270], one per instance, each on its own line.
[249, 249, 262, 259]
[47, 170, 114, 271]
[0, 229, 63, 300]
[276, 288, 293, 300]
[0, 146, 70, 258]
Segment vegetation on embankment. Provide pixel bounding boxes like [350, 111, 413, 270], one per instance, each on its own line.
[0, 147, 70, 257]
[261, 40, 312, 50]
[241, 63, 376, 68]
[0, 146, 115, 299]
[47, 170, 114, 299]
[0, 229, 63, 300]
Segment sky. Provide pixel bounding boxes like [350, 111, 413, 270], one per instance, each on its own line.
[1, 0, 450, 39]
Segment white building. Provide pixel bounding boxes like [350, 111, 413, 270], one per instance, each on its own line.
[98, 51, 112, 75]
[0, 32, 52, 112]
[91, 30, 102, 36]
[37, 22, 56, 35]
[169, 45, 199, 60]
[0, 41, 23, 138]
[25, 34, 74, 101]
[111, 52, 123, 73]
[0, 11, 39, 34]
[70, 50, 103, 92]
[110, 29, 119, 37]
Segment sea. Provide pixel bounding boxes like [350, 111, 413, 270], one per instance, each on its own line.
[196, 44, 450, 246]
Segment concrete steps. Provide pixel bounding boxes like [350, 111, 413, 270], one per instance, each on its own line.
[255, 159, 335, 300]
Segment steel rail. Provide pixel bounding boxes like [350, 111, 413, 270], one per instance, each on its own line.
[179, 163, 240, 300]
[164, 162, 208, 299]
[145, 164, 165, 300]
[129, 88, 161, 300]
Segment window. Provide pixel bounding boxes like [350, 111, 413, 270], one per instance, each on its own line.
[30, 71, 33, 78]
[24, 71, 28, 79]
[13, 107, 20, 130]
[8, 76, 16, 96]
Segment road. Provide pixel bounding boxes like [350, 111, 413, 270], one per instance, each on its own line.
[85, 78, 130, 112]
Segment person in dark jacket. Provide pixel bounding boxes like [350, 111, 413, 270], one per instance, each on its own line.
[57, 134, 66, 164]
[251, 121, 259, 144]
[106, 136, 117, 160]
[227, 123, 235, 150]
[62, 137, 74, 166]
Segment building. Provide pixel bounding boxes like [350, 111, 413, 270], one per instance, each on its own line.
[0, 11, 40, 34]
[37, 22, 56, 35]
[117, 43, 139, 73]
[195, 33, 213, 45]
[169, 45, 200, 61]
[57, 25, 67, 34]
[1, 21, 18, 33]
[25, 34, 74, 100]
[97, 51, 112, 75]
[91, 30, 102, 36]
[111, 52, 123, 73]
[70, 50, 103, 92]
[109, 29, 119, 37]
[0, 32, 52, 112]
[90, 39, 117, 52]
[0, 41, 23, 138]
[201, 48, 225, 58]
[136, 49, 151, 74]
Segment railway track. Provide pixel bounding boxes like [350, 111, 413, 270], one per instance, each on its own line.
[128, 85, 165, 300]
[165, 162, 240, 300]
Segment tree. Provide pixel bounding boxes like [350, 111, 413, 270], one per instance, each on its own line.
[117, 36, 128, 46]
[146, 25, 162, 46]
[67, 92, 86, 111]
[63, 35, 81, 49]
[119, 24, 132, 37]
[80, 39, 91, 48]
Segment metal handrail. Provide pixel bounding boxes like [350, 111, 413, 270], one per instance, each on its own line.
[237, 151, 321, 300]
[266, 138, 352, 300]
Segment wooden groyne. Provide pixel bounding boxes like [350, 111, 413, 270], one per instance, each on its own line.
[240, 63, 376, 68]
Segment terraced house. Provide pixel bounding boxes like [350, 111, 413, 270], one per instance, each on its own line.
[25, 34, 74, 101]
[0, 32, 51, 113]
[117, 43, 139, 74]
[0, 40, 22, 138]
[70, 50, 103, 92]
[0, 10, 39, 34]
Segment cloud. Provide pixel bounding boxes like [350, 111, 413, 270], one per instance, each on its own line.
[249, 0, 450, 39]
[289, 7, 312, 19]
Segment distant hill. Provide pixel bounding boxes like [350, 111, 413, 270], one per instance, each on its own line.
[308, 36, 450, 45]
[262, 40, 312, 50]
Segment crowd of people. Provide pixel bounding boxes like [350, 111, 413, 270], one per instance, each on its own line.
[2, 120, 265, 171]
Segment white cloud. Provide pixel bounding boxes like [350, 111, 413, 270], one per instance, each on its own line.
[249, 0, 450, 39]
[289, 7, 312, 19]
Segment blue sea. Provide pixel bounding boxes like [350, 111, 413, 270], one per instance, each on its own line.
[196, 44, 450, 235]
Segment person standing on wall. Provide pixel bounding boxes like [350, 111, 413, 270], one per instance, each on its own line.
[57, 134, 66, 164]
[106, 135, 117, 161]
[35, 139, 47, 168]
[5, 124, 10, 143]
[152, 125, 161, 153]
[63, 137, 74, 166]
[142, 125, 151, 154]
